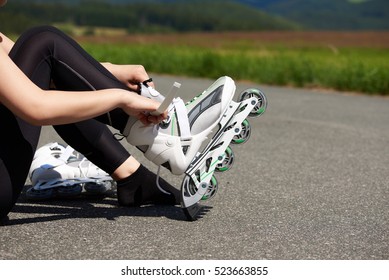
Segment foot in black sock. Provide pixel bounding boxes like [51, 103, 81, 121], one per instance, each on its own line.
[116, 164, 180, 207]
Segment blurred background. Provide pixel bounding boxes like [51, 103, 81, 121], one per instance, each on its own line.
[1, 0, 388, 95]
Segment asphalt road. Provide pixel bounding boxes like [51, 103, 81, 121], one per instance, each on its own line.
[1, 75, 388, 260]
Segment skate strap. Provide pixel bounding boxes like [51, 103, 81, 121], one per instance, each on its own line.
[58, 145, 76, 163]
[141, 83, 161, 99]
[173, 97, 192, 141]
[150, 82, 181, 116]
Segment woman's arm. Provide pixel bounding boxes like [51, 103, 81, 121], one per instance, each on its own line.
[0, 32, 15, 54]
[0, 48, 164, 126]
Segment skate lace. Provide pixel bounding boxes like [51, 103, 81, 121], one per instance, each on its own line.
[58, 145, 100, 178]
[58, 145, 76, 163]
[156, 165, 173, 195]
[78, 157, 91, 178]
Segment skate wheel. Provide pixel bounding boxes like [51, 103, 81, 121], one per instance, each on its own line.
[238, 88, 267, 117]
[25, 187, 54, 201]
[57, 184, 82, 197]
[232, 119, 251, 144]
[216, 146, 235, 172]
[84, 181, 112, 195]
[201, 176, 218, 201]
[181, 175, 216, 221]
[181, 175, 218, 201]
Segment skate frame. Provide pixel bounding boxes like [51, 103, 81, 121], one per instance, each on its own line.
[32, 176, 113, 190]
[181, 96, 258, 220]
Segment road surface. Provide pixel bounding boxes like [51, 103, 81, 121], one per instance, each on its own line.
[1, 75, 388, 260]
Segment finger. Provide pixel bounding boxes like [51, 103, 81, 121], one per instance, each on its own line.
[147, 115, 165, 125]
[147, 115, 158, 124]
[139, 115, 151, 126]
[127, 83, 140, 92]
[158, 114, 166, 123]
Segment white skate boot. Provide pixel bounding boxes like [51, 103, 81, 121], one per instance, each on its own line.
[26, 142, 114, 200]
[124, 76, 267, 220]
[125, 76, 235, 174]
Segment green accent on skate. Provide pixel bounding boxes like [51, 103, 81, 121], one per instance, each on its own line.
[200, 171, 212, 182]
[257, 107, 266, 114]
[169, 91, 204, 136]
[232, 138, 245, 144]
[217, 166, 229, 172]
[170, 113, 177, 136]
[200, 157, 222, 181]
[186, 92, 204, 106]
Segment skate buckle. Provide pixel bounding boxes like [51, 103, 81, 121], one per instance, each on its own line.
[181, 135, 193, 141]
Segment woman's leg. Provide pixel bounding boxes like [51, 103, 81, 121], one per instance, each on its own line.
[10, 25, 130, 129]
[9, 26, 179, 206]
[9, 25, 134, 174]
[0, 106, 41, 222]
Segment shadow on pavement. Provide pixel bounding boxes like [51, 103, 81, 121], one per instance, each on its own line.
[7, 186, 204, 225]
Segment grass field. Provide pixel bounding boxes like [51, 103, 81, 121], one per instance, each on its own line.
[77, 31, 389, 95]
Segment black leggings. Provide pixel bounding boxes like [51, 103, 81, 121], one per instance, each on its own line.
[0, 26, 134, 219]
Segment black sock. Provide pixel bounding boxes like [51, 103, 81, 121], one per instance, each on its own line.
[116, 164, 180, 207]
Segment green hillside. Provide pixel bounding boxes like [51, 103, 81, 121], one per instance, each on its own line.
[240, 0, 389, 30]
[0, 0, 300, 34]
[5, 0, 388, 30]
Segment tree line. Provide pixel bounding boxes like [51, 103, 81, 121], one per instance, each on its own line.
[0, 0, 300, 34]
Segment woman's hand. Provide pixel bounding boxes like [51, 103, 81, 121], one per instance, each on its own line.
[120, 91, 168, 126]
[101, 63, 154, 92]
[101, 63, 166, 125]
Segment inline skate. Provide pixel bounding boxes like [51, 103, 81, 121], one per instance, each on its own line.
[26, 142, 115, 200]
[124, 76, 267, 220]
